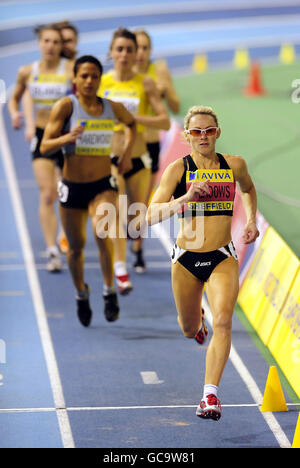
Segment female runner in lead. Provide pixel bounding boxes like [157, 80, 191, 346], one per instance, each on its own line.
[147, 105, 259, 420]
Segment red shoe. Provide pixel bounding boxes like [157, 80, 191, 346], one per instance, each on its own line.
[116, 274, 133, 296]
[196, 394, 222, 421]
[195, 308, 208, 345]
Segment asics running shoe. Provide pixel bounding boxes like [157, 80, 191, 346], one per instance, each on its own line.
[76, 284, 92, 327]
[195, 308, 208, 345]
[103, 292, 120, 322]
[47, 252, 62, 273]
[133, 249, 146, 274]
[196, 394, 222, 421]
[116, 273, 133, 296]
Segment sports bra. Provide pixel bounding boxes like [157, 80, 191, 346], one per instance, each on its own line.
[173, 153, 236, 217]
[27, 58, 72, 110]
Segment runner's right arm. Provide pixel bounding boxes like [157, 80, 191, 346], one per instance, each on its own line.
[40, 97, 83, 155]
[8, 65, 30, 129]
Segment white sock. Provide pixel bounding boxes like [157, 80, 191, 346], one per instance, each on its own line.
[47, 245, 60, 256]
[203, 384, 218, 398]
[114, 261, 127, 276]
[76, 285, 89, 301]
[103, 284, 115, 296]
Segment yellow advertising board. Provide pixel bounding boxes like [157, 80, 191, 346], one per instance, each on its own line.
[268, 269, 300, 398]
[238, 227, 299, 345]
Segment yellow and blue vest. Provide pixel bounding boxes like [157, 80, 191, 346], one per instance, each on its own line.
[98, 72, 148, 133]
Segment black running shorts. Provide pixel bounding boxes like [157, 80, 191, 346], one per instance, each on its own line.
[58, 175, 118, 210]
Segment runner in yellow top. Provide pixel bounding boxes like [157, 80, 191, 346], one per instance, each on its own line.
[134, 29, 180, 201]
[8, 25, 74, 272]
[98, 27, 170, 286]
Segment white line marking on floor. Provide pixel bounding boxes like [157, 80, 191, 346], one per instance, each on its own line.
[255, 181, 300, 208]
[0, 103, 74, 449]
[140, 371, 164, 385]
[38, 248, 165, 258]
[0, 261, 171, 271]
[0, 251, 18, 258]
[1, 1, 298, 30]
[0, 402, 299, 413]
[152, 223, 292, 449]
[0, 290, 25, 296]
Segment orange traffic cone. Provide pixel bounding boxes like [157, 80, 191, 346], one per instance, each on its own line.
[243, 61, 267, 97]
[292, 413, 300, 448]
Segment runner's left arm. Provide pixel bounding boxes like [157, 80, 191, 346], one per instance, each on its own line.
[233, 156, 260, 244]
[135, 77, 170, 130]
[110, 100, 137, 175]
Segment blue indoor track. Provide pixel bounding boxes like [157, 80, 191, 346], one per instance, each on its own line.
[0, 0, 299, 450]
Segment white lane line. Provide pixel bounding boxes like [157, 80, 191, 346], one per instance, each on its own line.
[227, 343, 292, 449]
[0, 290, 25, 296]
[0, 105, 74, 449]
[0, 261, 171, 271]
[140, 371, 164, 385]
[3, 15, 300, 59]
[1, 0, 299, 30]
[255, 181, 300, 208]
[0, 405, 255, 413]
[0, 251, 18, 258]
[152, 223, 292, 449]
[1, 402, 299, 413]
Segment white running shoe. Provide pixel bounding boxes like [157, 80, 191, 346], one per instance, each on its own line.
[47, 252, 62, 273]
[116, 274, 133, 296]
[196, 394, 222, 421]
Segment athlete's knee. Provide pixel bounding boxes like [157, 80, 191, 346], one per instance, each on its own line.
[212, 311, 233, 334]
[40, 187, 57, 206]
[67, 241, 85, 259]
[178, 318, 199, 338]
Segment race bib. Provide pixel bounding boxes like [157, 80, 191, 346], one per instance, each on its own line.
[75, 119, 114, 156]
[110, 96, 139, 115]
[30, 74, 69, 108]
[186, 169, 235, 213]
